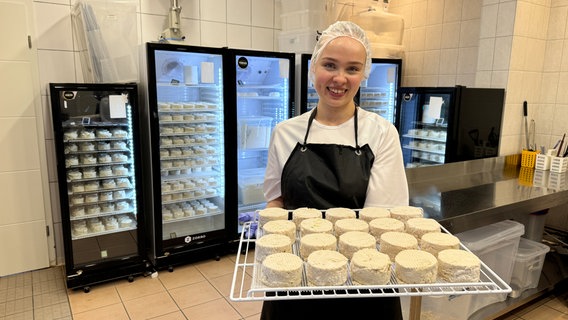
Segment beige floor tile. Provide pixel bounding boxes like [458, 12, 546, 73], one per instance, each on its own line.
[72, 303, 129, 320]
[244, 313, 261, 320]
[209, 270, 252, 298]
[227, 297, 263, 318]
[545, 295, 568, 314]
[67, 283, 121, 314]
[181, 297, 241, 320]
[157, 264, 206, 290]
[123, 291, 179, 320]
[520, 305, 568, 320]
[147, 310, 187, 320]
[169, 280, 222, 309]
[115, 276, 166, 301]
[194, 256, 236, 279]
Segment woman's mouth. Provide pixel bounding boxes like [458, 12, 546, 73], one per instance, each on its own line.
[328, 87, 347, 96]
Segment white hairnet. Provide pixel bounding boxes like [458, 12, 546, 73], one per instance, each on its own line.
[309, 21, 372, 83]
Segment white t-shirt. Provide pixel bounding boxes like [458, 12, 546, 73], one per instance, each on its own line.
[264, 108, 409, 208]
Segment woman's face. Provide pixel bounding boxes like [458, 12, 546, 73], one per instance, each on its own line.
[313, 36, 366, 110]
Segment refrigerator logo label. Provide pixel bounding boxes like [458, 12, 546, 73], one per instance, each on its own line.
[403, 93, 413, 101]
[63, 91, 76, 100]
[237, 57, 248, 69]
[184, 236, 191, 243]
[184, 235, 206, 243]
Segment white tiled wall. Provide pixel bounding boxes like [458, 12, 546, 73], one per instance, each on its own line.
[27, 0, 568, 266]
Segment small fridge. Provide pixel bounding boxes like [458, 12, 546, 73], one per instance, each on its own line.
[140, 42, 232, 270]
[299, 53, 402, 124]
[49, 83, 148, 291]
[228, 49, 296, 239]
[395, 85, 506, 167]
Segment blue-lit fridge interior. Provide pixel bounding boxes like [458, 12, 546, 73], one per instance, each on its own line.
[142, 43, 228, 268]
[233, 51, 295, 236]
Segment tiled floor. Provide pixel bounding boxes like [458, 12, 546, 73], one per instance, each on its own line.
[1, 251, 567, 320]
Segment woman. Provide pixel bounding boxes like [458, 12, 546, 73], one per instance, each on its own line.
[261, 21, 409, 319]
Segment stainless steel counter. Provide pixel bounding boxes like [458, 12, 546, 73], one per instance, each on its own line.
[406, 156, 568, 234]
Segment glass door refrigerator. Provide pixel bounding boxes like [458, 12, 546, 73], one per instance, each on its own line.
[395, 85, 505, 168]
[49, 83, 148, 292]
[140, 43, 232, 270]
[227, 49, 295, 239]
[299, 53, 402, 124]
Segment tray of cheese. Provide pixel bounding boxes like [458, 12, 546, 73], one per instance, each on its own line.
[229, 207, 512, 302]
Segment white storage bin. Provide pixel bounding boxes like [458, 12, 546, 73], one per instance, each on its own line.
[280, 10, 326, 31]
[456, 220, 524, 316]
[550, 156, 568, 173]
[401, 294, 474, 320]
[535, 154, 551, 171]
[238, 168, 266, 205]
[278, 28, 319, 53]
[509, 237, 550, 298]
[238, 116, 272, 150]
[280, 0, 326, 13]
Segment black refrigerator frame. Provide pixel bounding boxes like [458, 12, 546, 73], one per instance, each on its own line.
[50, 83, 149, 291]
[224, 48, 296, 243]
[140, 42, 235, 270]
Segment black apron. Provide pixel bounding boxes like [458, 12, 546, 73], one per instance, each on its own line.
[261, 108, 402, 320]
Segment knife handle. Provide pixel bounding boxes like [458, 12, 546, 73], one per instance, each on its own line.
[523, 101, 527, 116]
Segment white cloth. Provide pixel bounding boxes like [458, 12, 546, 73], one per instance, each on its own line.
[264, 108, 409, 208]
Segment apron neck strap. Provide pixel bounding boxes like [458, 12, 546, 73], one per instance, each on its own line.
[303, 107, 360, 149]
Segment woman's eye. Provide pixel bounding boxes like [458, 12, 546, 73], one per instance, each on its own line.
[323, 63, 335, 70]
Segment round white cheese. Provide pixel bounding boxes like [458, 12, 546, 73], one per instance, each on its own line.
[350, 248, 392, 285]
[260, 252, 303, 287]
[300, 218, 333, 236]
[359, 207, 391, 222]
[292, 207, 322, 230]
[420, 232, 460, 257]
[389, 206, 424, 223]
[338, 231, 376, 260]
[334, 218, 369, 237]
[257, 207, 288, 228]
[306, 250, 348, 286]
[437, 249, 481, 283]
[262, 220, 296, 242]
[369, 218, 405, 243]
[379, 231, 418, 261]
[395, 249, 438, 284]
[325, 207, 356, 225]
[406, 218, 441, 240]
[255, 233, 293, 262]
[300, 233, 337, 260]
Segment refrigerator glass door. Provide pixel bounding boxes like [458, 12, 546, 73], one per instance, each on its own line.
[398, 90, 451, 168]
[50, 85, 142, 269]
[234, 53, 293, 233]
[151, 49, 225, 243]
[359, 59, 401, 124]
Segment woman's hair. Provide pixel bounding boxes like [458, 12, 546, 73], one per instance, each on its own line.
[309, 21, 372, 83]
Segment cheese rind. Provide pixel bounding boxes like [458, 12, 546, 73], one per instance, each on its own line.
[406, 218, 441, 240]
[379, 231, 418, 260]
[292, 207, 322, 230]
[262, 220, 296, 242]
[338, 231, 376, 260]
[389, 206, 424, 223]
[255, 234, 293, 262]
[369, 218, 405, 243]
[300, 218, 333, 236]
[359, 207, 391, 222]
[300, 233, 337, 260]
[395, 249, 438, 284]
[325, 207, 356, 225]
[306, 250, 348, 286]
[350, 248, 392, 285]
[257, 207, 288, 228]
[437, 249, 481, 283]
[260, 252, 303, 287]
[420, 232, 460, 256]
[334, 218, 369, 237]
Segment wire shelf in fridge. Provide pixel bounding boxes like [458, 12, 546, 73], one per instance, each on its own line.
[230, 221, 511, 302]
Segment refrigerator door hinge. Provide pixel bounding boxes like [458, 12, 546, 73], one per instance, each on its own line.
[28, 35, 32, 49]
[46, 225, 50, 237]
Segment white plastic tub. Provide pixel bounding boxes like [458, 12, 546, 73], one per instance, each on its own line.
[509, 237, 550, 297]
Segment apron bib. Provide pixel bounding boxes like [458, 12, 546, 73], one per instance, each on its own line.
[281, 107, 374, 210]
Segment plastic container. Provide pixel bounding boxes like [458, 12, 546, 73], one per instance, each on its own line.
[550, 156, 568, 173]
[548, 172, 567, 190]
[280, 10, 326, 31]
[521, 150, 539, 168]
[535, 154, 551, 171]
[456, 220, 525, 316]
[278, 28, 319, 53]
[238, 116, 272, 150]
[509, 237, 550, 298]
[238, 168, 266, 205]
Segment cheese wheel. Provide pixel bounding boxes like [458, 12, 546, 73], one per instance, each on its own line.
[350, 248, 392, 285]
[369, 218, 405, 243]
[389, 206, 423, 223]
[379, 231, 418, 261]
[260, 253, 303, 287]
[300, 218, 333, 236]
[420, 232, 460, 257]
[338, 231, 376, 260]
[395, 249, 438, 284]
[334, 218, 369, 237]
[292, 207, 322, 230]
[406, 218, 441, 240]
[262, 220, 296, 242]
[438, 249, 481, 283]
[257, 207, 288, 227]
[255, 234, 293, 262]
[359, 207, 391, 222]
[300, 233, 337, 260]
[306, 250, 348, 286]
[325, 207, 356, 225]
